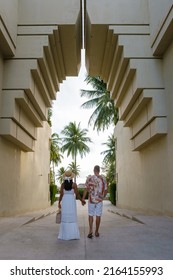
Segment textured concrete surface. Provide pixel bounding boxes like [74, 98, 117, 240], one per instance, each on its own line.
[0, 200, 173, 260]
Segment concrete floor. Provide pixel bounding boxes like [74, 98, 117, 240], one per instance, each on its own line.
[0, 200, 173, 260]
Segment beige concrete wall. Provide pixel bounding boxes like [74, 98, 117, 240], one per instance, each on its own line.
[0, 55, 3, 111]
[115, 121, 169, 214]
[0, 0, 18, 44]
[0, 122, 51, 216]
[85, 0, 173, 215]
[0, 0, 18, 57]
[86, 0, 149, 24]
[162, 40, 173, 215]
[18, 0, 80, 25]
[0, 0, 82, 216]
[148, 0, 173, 51]
[18, 0, 82, 76]
[114, 0, 173, 215]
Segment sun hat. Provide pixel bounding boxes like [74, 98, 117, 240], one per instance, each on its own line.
[63, 170, 74, 180]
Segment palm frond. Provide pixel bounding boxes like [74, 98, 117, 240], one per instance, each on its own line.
[80, 97, 101, 109]
[80, 75, 119, 132]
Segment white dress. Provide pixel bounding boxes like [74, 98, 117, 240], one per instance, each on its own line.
[58, 188, 80, 240]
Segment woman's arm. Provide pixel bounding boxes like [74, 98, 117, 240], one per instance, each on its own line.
[82, 188, 88, 200]
[73, 183, 85, 205]
[58, 184, 64, 208]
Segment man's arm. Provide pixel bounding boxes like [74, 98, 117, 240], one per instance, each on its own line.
[102, 176, 108, 197]
[104, 188, 108, 197]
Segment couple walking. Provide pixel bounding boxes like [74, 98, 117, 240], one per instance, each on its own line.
[58, 165, 108, 240]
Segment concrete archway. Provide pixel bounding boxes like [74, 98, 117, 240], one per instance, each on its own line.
[0, 0, 173, 216]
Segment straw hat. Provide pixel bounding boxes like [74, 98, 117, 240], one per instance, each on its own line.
[63, 170, 74, 180]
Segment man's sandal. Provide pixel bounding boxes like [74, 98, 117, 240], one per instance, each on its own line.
[87, 233, 93, 238]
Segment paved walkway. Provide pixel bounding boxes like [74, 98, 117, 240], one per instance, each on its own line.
[0, 200, 173, 260]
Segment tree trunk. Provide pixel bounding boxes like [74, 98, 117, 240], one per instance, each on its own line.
[74, 152, 77, 183]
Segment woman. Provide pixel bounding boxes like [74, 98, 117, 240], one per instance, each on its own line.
[58, 170, 84, 240]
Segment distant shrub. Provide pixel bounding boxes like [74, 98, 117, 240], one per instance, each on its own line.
[109, 182, 116, 205]
[50, 184, 57, 205]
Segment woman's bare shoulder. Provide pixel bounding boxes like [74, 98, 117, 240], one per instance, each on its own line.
[72, 182, 78, 189]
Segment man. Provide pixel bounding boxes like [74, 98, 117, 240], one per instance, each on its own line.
[82, 165, 107, 238]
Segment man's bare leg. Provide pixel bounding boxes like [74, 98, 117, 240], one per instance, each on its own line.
[88, 215, 93, 237]
[89, 215, 93, 233]
[95, 216, 101, 236]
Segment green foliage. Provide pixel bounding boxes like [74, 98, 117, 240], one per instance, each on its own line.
[50, 169, 54, 185]
[109, 182, 116, 205]
[50, 183, 58, 205]
[61, 122, 92, 159]
[48, 108, 52, 127]
[101, 134, 116, 165]
[50, 133, 63, 184]
[61, 121, 92, 182]
[101, 134, 116, 186]
[80, 75, 119, 132]
[68, 162, 80, 178]
[77, 188, 88, 200]
[56, 166, 66, 185]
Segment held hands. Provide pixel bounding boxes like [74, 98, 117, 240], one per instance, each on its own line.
[81, 199, 86, 206]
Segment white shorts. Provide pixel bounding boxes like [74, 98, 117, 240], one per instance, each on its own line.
[88, 201, 103, 216]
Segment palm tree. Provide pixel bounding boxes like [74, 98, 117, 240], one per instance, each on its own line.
[101, 134, 116, 165]
[48, 108, 52, 127]
[51, 132, 61, 148]
[56, 166, 66, 186]
[80, 75, 119, 132]
[101, 134, 116, 184]
[50, 133, 63, 184]
[68, 162, 80, 178]
[61, 121, 92, 182]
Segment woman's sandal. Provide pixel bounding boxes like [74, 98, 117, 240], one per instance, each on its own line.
[95, 232, 99, 237]
[87, 233, 93, 238]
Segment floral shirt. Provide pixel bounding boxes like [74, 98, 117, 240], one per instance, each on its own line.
[85, 174, 107, 204]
